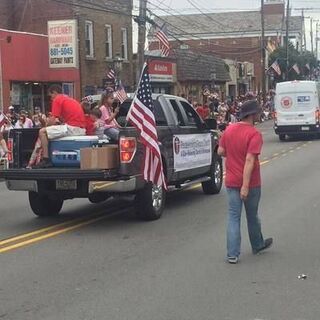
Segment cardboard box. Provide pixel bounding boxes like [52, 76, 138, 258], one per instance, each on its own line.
[80, 146, 119, 170]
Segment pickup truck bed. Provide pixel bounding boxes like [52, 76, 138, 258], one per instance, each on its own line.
[1, 94, 223, 221]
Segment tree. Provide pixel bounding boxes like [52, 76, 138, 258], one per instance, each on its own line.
[269, 43, 317, 82]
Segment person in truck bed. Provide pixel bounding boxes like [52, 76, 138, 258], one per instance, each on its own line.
[33, 85, 86, 169]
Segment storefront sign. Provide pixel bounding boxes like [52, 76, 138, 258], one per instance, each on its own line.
[48, 20, 78, 68]
[149, 60, 174, 83]
[173, 134, 212, 172]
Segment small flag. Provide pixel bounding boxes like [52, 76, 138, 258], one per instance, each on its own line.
[155, 27, 170, 57]
[271, 60, 281, 76]
[115, 84, 128, 105]
[305, 63, 310, 71]
[106, 69, 116, 80]
[126, 63, 166, 189]
[292, 63, 300, 75]
[0, 112, 6, 127]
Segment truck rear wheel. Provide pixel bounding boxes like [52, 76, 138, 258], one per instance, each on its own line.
[202, 155, 223, 194]
[28, 191, 63, 217]
[279, 134, 286, 141]
[135, 183, 166, 221]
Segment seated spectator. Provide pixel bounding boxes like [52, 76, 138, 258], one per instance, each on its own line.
[33, 84, 86, 169]
[90, 108, 106, 139]
[19, 110, 34, 128]
[81, 100, 95, 136]
[99, 88, 120, 141]
[0, 118, 13, 133]
[196, 103, 210, 120]
[7, 106, 18, 125]
[34, 106, 47, 122]
[32, 114, 45, 128]
[15, 114, 33, 129]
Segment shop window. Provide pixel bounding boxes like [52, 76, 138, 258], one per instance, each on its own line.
[62, 83, 74, 98]
[85, 20, 94, 58]
[121, 28, 128, 60]
[105, 25, 113, 59]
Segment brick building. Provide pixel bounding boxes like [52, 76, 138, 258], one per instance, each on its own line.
[149, 0, 304, 93]
[0, 0, 134, 97]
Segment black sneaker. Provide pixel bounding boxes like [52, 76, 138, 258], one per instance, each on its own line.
[253, 238, 273, 255]
[32, 158, 53, 169]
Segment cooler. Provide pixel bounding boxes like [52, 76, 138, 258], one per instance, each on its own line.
[49, 136, 99, 167]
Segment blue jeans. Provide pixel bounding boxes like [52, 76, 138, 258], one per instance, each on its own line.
[226, 187, 265, 258]
[104, 127, 120, 141]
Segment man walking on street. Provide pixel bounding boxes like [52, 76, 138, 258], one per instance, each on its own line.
[218, 100, 273, 264]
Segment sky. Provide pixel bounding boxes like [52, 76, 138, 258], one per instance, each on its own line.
[132, 0, 320, 56]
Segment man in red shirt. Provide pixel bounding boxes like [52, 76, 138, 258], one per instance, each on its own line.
[33, 85, 86, 168]
[218, 100, 272, 264]
[196, 103, 210, 120]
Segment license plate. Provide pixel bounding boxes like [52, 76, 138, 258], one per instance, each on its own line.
[56, 180, 77, 190]
[301, 126, 310, 131]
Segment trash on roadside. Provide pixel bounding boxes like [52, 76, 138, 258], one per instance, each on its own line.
[297, 274, 307, 280]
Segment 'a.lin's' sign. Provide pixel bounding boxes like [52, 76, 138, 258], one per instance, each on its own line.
[149, 60, 174, 83]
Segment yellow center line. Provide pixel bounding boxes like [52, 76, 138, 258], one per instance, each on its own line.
[0, 208, 128, 254]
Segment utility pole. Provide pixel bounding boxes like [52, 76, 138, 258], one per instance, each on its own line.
[285, 0, 290, 80]
[261, 0, 266, 101]
[310, 18, 314, 54]
[136, 0, 147, 85]
[316, 22, 319, 61]
[302, 9, 306, 51]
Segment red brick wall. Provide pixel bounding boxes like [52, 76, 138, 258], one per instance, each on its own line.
[263, 3, 285, 16]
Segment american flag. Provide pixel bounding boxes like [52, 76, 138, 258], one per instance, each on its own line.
[106, 69, 116, 80]
[126, 63, 166, 189]
[155, 27, 170, 57]
[115, 84, 128, 105]
[271, 60, 281, 76]
[292, 63, 300, 75]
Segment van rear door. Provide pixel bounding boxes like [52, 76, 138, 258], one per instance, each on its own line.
[276, 84, 318, 127]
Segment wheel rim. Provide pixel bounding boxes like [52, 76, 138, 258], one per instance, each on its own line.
[214, 161, 222, 186]
[152, 185, 163, 211]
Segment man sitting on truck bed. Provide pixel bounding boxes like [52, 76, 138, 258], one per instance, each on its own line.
[33, 85, 86, 169]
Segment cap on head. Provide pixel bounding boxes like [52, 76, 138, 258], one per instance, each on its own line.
[239, 100, 261, 120]
[9, 106, 14, 110]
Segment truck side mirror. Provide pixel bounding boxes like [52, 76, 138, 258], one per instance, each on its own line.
[204, 119, 217, 130]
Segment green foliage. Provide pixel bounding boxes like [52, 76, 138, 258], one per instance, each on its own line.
[269, 44, 317, 81]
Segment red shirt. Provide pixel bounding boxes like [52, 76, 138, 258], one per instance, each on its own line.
[84, 115, 95, 135]
[219, 122, 263, 188]
[196, 106, 210, 120]
[51, 94, 86, 128]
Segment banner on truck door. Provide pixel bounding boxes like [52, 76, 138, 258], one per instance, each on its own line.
[173, 134, 212, 172]
[48, 20, 78, 68]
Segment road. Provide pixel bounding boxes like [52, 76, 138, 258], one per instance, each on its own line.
[1, 120, 320, 320]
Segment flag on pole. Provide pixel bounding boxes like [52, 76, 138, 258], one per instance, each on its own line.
[115, 83, 128, 105]
[106, 69, 116, 80]
[155, 27, 170, 57]
[0, 113, 5, 128]
[292, 63, 300, 75]
[126, 63, 166, 189]
[305, 63, 310, 71]
[270, 60, 281, 76]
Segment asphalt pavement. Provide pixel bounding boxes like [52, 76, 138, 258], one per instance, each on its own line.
[1, 120, 320, 320]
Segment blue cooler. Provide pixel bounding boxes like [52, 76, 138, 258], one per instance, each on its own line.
[49, 136, 99, 167]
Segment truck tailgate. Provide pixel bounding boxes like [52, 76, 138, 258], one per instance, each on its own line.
[0, 168, 119, 180]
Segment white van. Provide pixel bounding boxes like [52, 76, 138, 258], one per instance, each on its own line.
[274, 81, 320, 141]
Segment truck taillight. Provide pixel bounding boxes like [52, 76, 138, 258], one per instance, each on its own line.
[7, 138, 13, 163]
[273, 112, 277, 120]
[316, 109, 320, 122]
[120, 137, 137, 163]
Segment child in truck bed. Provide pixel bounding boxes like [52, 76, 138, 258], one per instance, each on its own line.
[90, 108, 106, 139]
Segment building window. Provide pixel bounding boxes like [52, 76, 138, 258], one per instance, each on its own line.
[121, 28, 128, 60]
[85, 20, 94, 58]
[105, 25, 113, 59]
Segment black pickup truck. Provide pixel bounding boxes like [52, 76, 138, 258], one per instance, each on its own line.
[0, 94, 222, 221]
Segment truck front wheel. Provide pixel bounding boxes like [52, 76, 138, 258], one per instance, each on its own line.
[202, 155, 223, 194]
[28, 192, 63, 217]
[135, 183, 166, 221]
